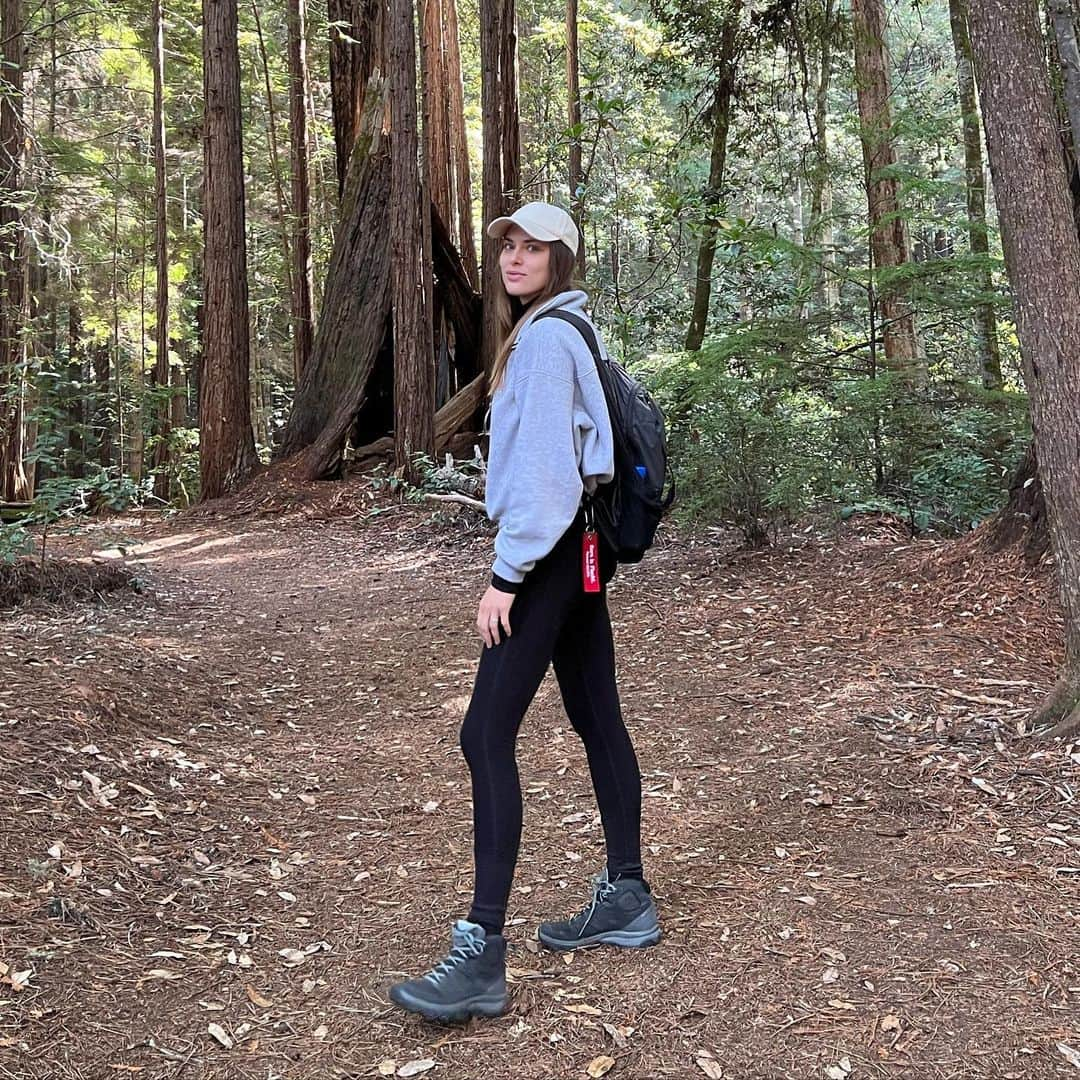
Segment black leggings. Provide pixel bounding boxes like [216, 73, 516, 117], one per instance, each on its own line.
[460, 509, 644, 934]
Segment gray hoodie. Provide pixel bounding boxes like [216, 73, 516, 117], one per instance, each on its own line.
[485, 290, 615, 586]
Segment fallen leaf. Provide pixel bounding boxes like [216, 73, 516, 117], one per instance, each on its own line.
[820, 947, 847, 964]
[1058, 1043, 1080, 1070]
[421, 800, 440, 813]
[565, 1003, 603, 1015]
[880, 1014, 902, 1034]
[246, 986, 273, 1008]
[587, 1055, 615, 1078]
[821, 966, 839, 984]
[207, 1023, 233, 1049]
[299, 793, 317, 806]
[313, 1024, 328, 1040]
[603, 1022, 635, 1048]
[378, 1063, 397, 1077]
[695, 1049, 724, 1078]
[396, 1060, 436, 1078]
[824, 1058, 852, 1080]
[278, 948, 308, 966]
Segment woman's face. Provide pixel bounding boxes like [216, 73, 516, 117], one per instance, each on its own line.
[499, 225, 551, 303]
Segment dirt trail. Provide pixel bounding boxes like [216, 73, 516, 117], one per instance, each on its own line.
[1, 503, 1078, 1080]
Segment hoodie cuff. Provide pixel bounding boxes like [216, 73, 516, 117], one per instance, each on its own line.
[491, 573, 521, 594]
[491, 554, 526, 587]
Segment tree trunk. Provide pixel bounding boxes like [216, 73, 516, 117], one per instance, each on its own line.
[969, 0, 1080, 738]
[443, 0, 478, 287]
[200, 0, 258, 500]
[566, 0, 585, 278]
[328, 0, 384, 198]
[277, 90, 393, 477]
[807, 0, 837, 313]
[287, 0, 315, 382]
[684, 8, 740, 353]
[67, 304, 85, 478]
[0, 0, 29, 502]
[948, 0, 1002, 391]
[852, 0, 920, 376]
[480, 0, 519, 371]
[151, 0, 171, 501]
[390, 0, 435, 479]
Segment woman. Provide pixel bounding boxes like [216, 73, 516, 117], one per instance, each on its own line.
[389, 202, 660, 1023]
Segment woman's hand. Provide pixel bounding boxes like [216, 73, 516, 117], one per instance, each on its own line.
[477, 586, 515, 648]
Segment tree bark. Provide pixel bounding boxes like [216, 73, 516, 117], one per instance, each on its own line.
[328, 0, 384, 198]
[0, 0, 29, 502]
[443, 0, 478, 287]
[852, 0, 920, 376]
[390, 0, 435, 479]
[480, 0, 519, 371]
[287, 0, 315, 383]
[277, 88, 393, 477]
[948, 0, 1002, 391]
[200, 0, 258, 500]
[566, 0, 585, 278]
[684, 8, 740, 353]
[151, 0, 171, 501]
[969, 0, 1080, 738]
[807, 0, 837, 313]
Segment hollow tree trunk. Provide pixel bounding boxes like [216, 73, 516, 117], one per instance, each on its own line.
[277, 90, 393, 477]
[969, 0, 1080, 739]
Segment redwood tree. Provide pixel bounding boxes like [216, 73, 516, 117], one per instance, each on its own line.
[287, 0, 314, 381]
[200, 0, 257, 499]
[151, 0, 171, 500]
[0, 0, 29, 502]
[969, 0, 1080, 738]
[852, 0, 920, 375]
[390, 0, 434, 477]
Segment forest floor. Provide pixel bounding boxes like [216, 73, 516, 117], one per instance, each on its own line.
[2, 477, 1079, 1080]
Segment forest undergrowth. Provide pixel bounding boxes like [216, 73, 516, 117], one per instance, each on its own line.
[1, 486, 1078, 1080]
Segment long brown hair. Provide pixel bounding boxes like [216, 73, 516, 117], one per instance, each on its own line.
[490, 239, 578, 393]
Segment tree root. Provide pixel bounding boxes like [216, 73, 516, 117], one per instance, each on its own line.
[1031, 672, 1080, 739]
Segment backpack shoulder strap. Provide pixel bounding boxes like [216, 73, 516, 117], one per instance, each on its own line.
[533, 308, 604, 374]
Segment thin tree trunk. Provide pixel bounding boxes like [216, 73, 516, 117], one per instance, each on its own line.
[151, 0, 171, 501]
[287, 0, 315, 382]
[390, 0, 434, 479]
[567, 0, 585, 277]
[684, 8, 740, 353]
[200, 0, 258, 500]
[0, 0, 28, 502]
[806, 0, 837, 313]
[852, 0, 920, 376]
[423, 0, 452, 228]
[969, 0, 1080, 737]
[480, 0, 518, 370]
[948, 0, 1002, 390]
[443, 0, 478, 287]
[67, 304, 85, 478]
[251, 1, 295, 309]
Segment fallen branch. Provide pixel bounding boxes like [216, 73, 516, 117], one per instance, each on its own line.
[422, 492, 486, 512]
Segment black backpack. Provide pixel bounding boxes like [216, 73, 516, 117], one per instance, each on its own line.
[536, 309, 675, 562]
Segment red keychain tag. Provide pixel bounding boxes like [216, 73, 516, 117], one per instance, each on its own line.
[582, 529, 601, 593]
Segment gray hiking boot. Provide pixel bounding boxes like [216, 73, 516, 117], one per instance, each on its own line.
[538, 869, 661, 951]
[388, 919, 508, 1022]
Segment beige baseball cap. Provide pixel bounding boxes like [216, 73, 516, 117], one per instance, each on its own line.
[486, 201, 580, 256]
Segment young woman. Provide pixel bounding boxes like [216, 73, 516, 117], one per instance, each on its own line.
[389, 202, 660, 1023]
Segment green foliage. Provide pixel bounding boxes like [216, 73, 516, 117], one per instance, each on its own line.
[651, 332, 1029, 545]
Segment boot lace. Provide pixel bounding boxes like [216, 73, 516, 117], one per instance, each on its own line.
[423, 927, 486, 985]
[574, 871, 617, 936]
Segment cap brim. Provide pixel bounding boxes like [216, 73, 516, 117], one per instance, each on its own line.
[486, 212, 562, 243]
